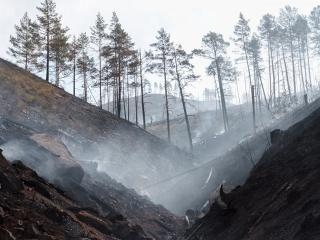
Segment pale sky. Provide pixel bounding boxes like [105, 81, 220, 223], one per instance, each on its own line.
[1, 0, 319, 101]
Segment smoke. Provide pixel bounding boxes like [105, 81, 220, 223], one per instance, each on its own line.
[1, 139, 58, 182]
[0, 95, 317, 216]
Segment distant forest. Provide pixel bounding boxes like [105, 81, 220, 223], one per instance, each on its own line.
[7, 0, 320, 151]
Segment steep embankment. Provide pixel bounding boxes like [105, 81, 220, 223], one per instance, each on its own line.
[0, 117, 185, 239]
[0, 58, 192, 201]
[0, 59, 187, 239]
[0, 149, 151, 240]
[185, 99, 320, 239]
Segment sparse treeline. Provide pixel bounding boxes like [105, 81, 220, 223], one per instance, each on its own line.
[7, 0, 320, 151]
[231, 6, 320, 132]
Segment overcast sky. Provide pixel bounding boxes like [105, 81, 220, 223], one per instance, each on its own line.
[1, 0, 319, 100]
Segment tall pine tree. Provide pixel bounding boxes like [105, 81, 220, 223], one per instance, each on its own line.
[91, 12, 107, 108]
[50, 20, 70, 87]
[8, 12, 41, 72]
[147, 28, 174, 142]
[77, 33, 95, 102]
[37, 0, 59, 82]
[194, 32, 232, 132]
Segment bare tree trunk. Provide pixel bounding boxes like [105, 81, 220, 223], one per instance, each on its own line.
[55, 59, 60, 87]
[276, 51, 281, 106]
[281, 44, 292, 100]
[113, 81, 116, 115]
[162, 54, 171, 142]
[73, 55, 76, 96]
[243, 42, 253, 86]
[139, 51, 146, 129]
[25, 52, 28, 71]
[98, 45, 102, 108]
[270, 40, 276, 107]
[46, 27, 50, 82]
[173, 50, 193, 152]
[117, 57, 122, 118]
[306, 36, 312, 91]
[267, 39, 272, 105]
[279, 55, 287, 95]
[126, 70, 130, 121]
[83, 71, 87, 102]
[289, 36, 297, 99]
[134, 73, 138, 125]
[298, 38, 306, 94]
[302, 41, 309, 93]
[215, 58, 229, 132]
[122, 75, 127, 120]
[251, 85, 256, 134]
[106, 76, 110, 112]
[214, 74, 221, 118]
[256, 62, 270, 111]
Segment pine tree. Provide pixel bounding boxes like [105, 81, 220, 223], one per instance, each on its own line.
[275, 24, 292, 101]
[91, 12, 107, 108]
[293, 15, 311, 94]
[101, 45, 114, 112]
[8, 12, 41, 72]
[37, 0, 59, 82]
[107, 12, 135, 118]
[310, 6, 320, 56]
[127, 52, 140, 124]
[279, 6, 298, 99]
[259, 14, 277, 106]
[147, 28, 174, 142]
[247, 34, 270, 112]
[70, 36, 81, 96]
[171, 45, 199, 152]
[77, 33, 95, 102]
[50, 19, 69, 87]
[233, 13, 253, 87]
[194, 32, 232, 132]
[139, 50, 147, 129]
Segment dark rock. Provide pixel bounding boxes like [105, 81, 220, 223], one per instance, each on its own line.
[270, 129, 283, 144]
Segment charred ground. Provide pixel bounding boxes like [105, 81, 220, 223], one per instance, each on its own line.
[185, 98, 320, 239]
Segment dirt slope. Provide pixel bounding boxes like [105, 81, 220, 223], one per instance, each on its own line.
[0, 58, 187, 239]
[0, 58, 192, 209]
[185, 99, 320, 239]
[0, 58, 191, 189]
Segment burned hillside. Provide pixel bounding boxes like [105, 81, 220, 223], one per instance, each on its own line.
[0, 58, 192, 207]
[0, 117, 185, 239]
[185, 94, 320, 240]
[2, 1, 320, 239]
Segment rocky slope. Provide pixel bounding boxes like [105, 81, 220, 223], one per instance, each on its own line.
[185, 98, 320, 239]
[0, 148, 150, 240]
